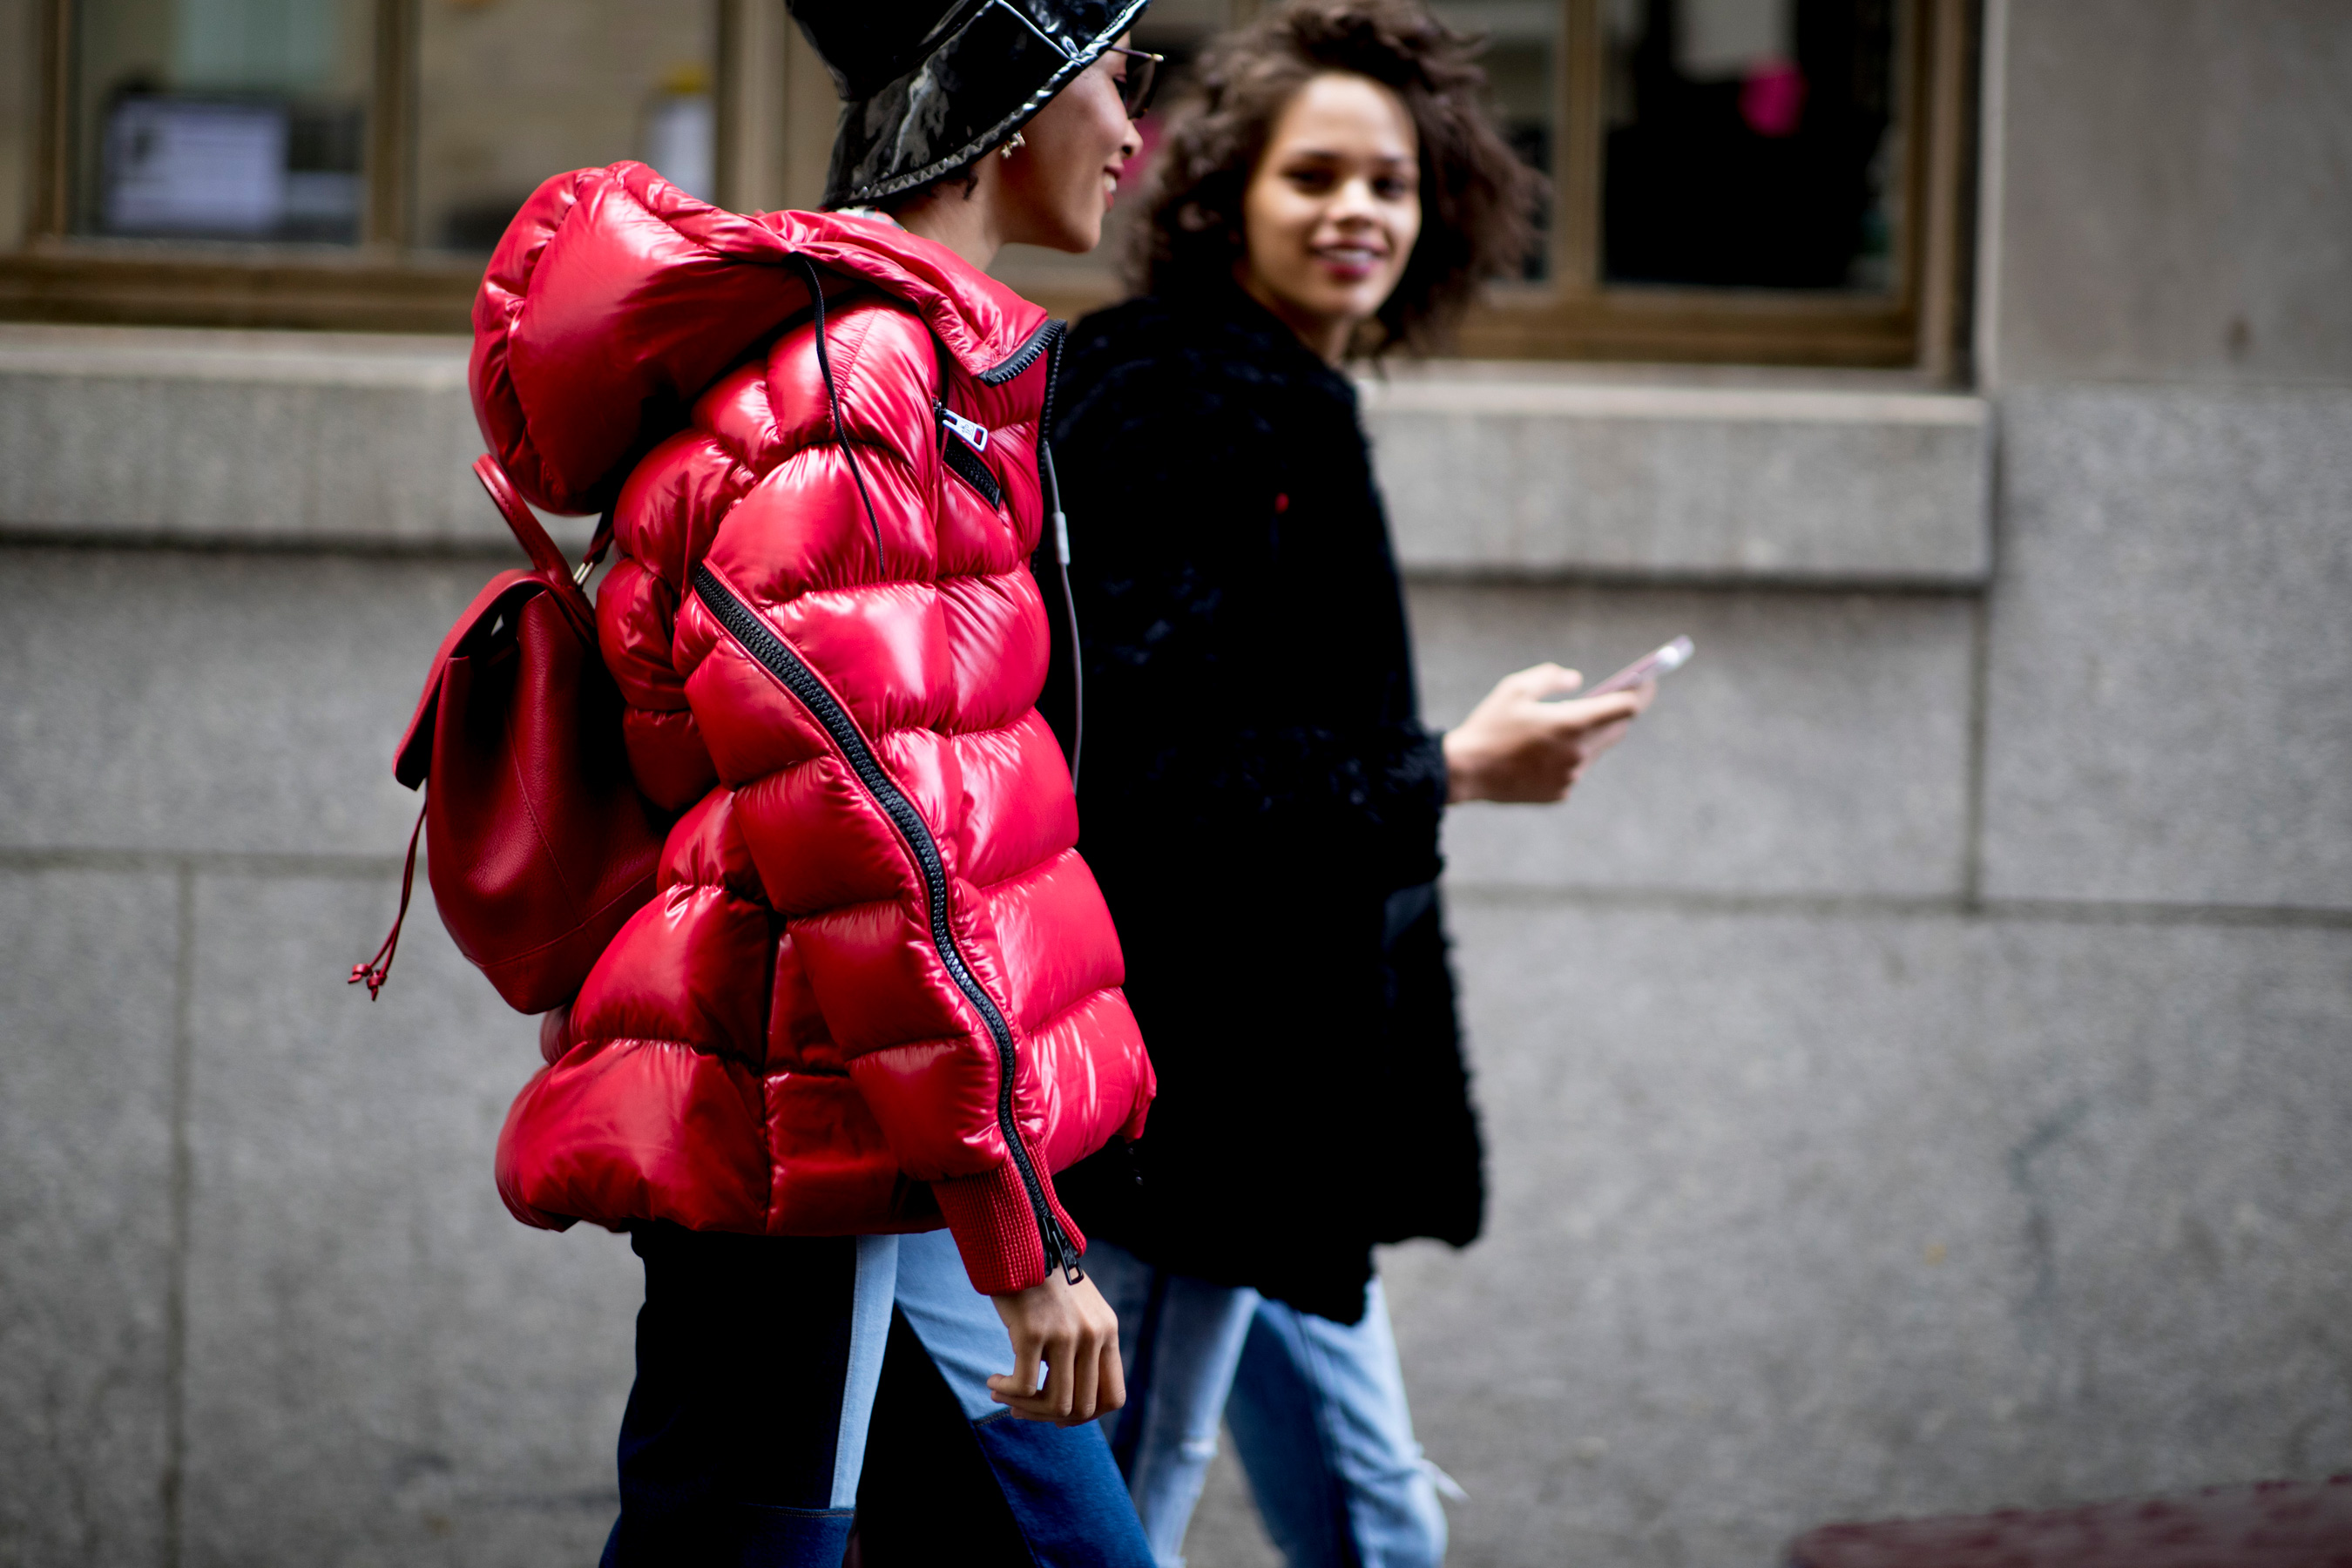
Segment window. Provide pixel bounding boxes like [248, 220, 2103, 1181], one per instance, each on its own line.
[989, 0, 1973, 369]
[413, 1, 717, 252]
[1596, 0, 1901, 290]
[3, 0, 1970, 368]
[6, 0, 720, 330]
[73, 0, 375, 245]
[1429, 0, 1977, 368]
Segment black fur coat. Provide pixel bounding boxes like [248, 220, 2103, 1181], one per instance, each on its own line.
[1049, 287, 1485, 1323]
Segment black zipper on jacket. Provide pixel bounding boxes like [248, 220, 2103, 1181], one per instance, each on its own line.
[688, 561, 1080, 1283]
[935, 402, 1004, 510]
[980, 318, 1084, 786]
[979, 317, 1062, 389]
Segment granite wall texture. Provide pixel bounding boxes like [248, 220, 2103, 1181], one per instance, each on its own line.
[3, 3, 2349, 1565]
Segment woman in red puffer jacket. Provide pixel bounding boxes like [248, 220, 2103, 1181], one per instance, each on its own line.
[466, 0, 1167, 1557]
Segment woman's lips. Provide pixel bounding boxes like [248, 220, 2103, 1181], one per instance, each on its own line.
[1315, 244, 1384, 280]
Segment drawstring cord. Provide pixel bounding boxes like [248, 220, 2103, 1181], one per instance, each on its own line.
[349, 797, 426, 1000]
[792, 255, 886, 560]
[1039, 439, 1083, 790]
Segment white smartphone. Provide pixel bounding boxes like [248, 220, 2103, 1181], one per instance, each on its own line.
[1581, 634, 1694, 698]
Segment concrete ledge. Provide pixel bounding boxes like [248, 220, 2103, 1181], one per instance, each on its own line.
[3, 329, 1990, 583]
[0, 325, 591, 555]
[1361, 371, 1992, 585]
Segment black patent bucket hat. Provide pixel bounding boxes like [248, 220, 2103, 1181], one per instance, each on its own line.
[790, 0, 1151, 208]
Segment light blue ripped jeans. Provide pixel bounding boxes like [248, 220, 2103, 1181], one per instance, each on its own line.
[1087, 1240, 1452, 1568]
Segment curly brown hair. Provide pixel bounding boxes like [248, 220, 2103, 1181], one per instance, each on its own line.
[1133, 0, 1539, 356]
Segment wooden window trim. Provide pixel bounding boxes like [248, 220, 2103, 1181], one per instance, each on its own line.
[0, 0, 815, 335]
[6, 0, 478, 331]
[4, 0, 1973, 372]
[1012, 0, 1978, 374]
[1438, 0, 1978, 371]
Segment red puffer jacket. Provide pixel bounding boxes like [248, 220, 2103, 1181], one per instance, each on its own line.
[471, 163, 1152, 1295]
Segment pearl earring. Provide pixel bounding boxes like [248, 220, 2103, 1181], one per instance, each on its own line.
[999, 132, 1027, 159]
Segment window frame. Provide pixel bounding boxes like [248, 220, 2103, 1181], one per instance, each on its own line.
[990, 0, 1977, 374]
[1440, 0, 1979, 373]
[4, 0, 1975, 373]
[2, 0, 794, 332]
[10, 0, 464, 328]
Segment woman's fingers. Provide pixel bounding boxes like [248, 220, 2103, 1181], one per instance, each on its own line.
[986, 1272, 1124, 1423]
[1094, 1336, 1127, 1416]
[1064, 1331, 1099, 1423]
[1047, 1334, 1082, 1421]
[990, 1335, 1121, 1425]
[1000, 1319, 1056, 1413]
[1539, 688, 1646, 736]
[988, 1348, 1062, 1419]
[1446, 666, 1654, 802]
[1500, 660, 1581, 701]
[988, 1337, 1084, 1423]
[987, 1377, 1062, 1420]
[1009, 1324, 1044, 1398]
[1582, 715, 1638, 754]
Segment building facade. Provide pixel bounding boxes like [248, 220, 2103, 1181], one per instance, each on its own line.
[2, 2, 2346, 1565]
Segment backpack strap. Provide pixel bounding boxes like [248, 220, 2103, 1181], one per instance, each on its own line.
[473, 453, 572, 578]
[471, 452, 602, 638]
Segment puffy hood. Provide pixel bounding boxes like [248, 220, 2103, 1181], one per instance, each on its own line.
[470, 160, 1051, 516]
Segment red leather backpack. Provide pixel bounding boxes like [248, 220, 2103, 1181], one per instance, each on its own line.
[349, 455, 661, 1013]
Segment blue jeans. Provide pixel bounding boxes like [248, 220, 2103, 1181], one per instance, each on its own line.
[1088, 1241, 1449, 1568]
[603, 1224, 1152, 1567]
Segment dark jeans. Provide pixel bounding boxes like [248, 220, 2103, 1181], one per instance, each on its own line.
[599, 1223, 1152, 1568]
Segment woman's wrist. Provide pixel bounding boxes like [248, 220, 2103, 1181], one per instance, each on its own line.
[1442, 727, 1484, 805]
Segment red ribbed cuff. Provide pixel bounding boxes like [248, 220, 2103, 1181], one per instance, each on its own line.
[932, 1157, 1085, 1295]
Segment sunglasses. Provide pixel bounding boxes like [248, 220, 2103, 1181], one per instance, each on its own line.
[982, 1, 1165, 120]
[1107, 45, 1165, 119]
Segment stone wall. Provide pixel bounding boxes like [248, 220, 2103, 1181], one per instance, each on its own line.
[3, 3, 2349, 1566]
[1272, 7, 2352, 1564]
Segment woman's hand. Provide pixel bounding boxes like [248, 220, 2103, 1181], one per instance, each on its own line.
[1443, 662, 1654, 805]
[988, 1270, 1126, 1425]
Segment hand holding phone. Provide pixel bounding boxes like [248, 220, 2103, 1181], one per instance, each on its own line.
[1579, 635, 1694, 700]
[1448, 641, 1685, 804]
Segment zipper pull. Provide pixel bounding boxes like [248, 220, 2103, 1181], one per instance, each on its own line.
[1043, 1213, 1085, 1285]
[936, 402, 990, 452]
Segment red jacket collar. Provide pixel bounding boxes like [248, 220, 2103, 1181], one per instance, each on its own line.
[752, 206, 1053, 380]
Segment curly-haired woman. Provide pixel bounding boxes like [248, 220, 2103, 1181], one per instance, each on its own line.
[1047, 3, 1655, 1562]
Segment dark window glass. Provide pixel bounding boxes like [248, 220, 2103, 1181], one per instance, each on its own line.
[1429, 0, 1561, 280]
[415, 0, 717, 253]
[74, 0, 372, 245]
[1602, 0, 1899, 290]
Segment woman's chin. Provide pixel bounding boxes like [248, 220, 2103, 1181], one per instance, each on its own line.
[1037, 211, 1105, 255]
[1294, 283, 1382, 328]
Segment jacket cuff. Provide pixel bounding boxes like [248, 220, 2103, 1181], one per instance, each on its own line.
[932, 1157, 1086, 1295]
